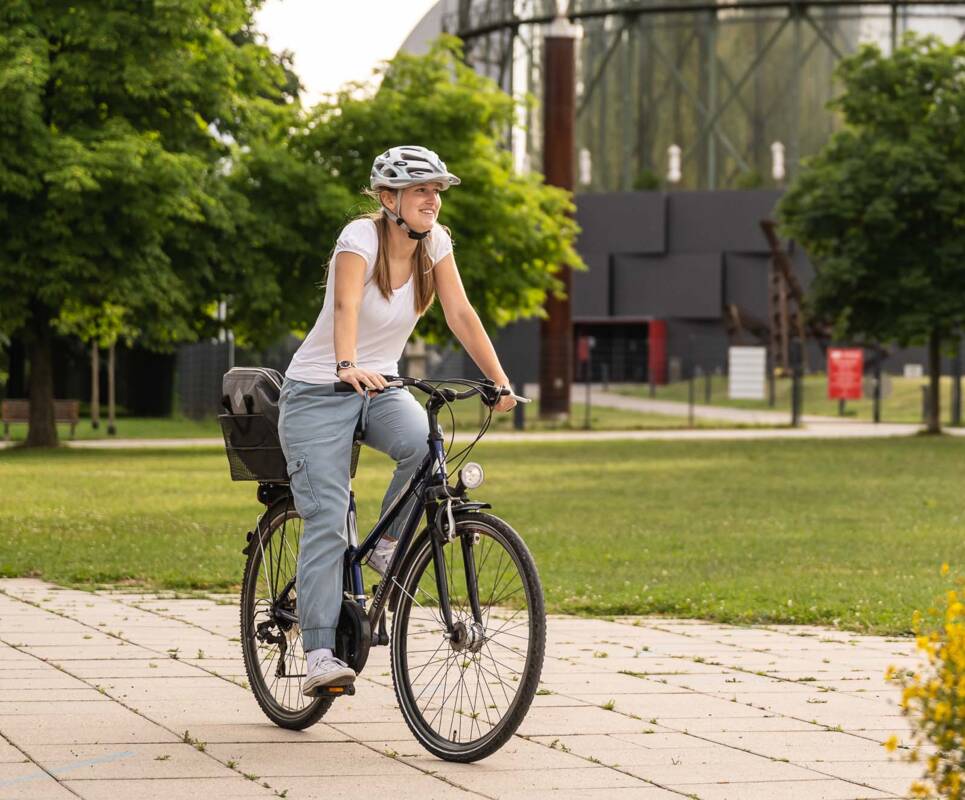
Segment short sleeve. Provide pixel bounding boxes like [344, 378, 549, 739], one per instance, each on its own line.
[332, 219, 378, 274]
[427, 225, 453, 265]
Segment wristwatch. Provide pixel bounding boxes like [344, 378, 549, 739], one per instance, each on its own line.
[336, 360, 357, 374]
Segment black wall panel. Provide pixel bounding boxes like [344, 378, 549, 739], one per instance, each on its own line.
[612, 253, 722, 319]
[667, 191, 781, 254]
[666, 319, 730, 373]
[571, 251, 610, 318]
[575, 192, 666, 254]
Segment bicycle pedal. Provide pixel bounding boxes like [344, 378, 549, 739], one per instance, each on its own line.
[315, 683, 355, 697]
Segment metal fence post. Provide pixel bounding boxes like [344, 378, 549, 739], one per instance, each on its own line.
[790, 340, 803, 427]
[873, 347, 882, 424]
[513, 379, 525, 430]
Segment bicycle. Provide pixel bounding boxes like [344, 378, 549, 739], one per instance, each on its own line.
[232, 376, 546, 762]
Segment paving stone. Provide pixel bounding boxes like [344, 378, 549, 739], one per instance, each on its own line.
[0, 741, 27, 763]
[328, 720, 420, 742]
[0, 710, 180, 746]
[0, 670, 90, 687]
[453, 765, 647, 792]
[267, 774, 478, 798]
[0, 688, 108, 702]
[45, 658, 209, 678]
[671, 778, 895, 799]
[0, 578, 928, 799]
[384, 734, 592, 772]
[801, 759, 925, 781]
[25, 743, 229, 779]
[0, 764, 77, 799]
[185, 723, 351, 744]
[60, 776, 276, 799]
[205, 741, 417, 777]
[493, 788, 681, 800]
[700, 730, 896, 762]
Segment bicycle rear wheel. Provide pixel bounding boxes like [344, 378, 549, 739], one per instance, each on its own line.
[390, 512, 545, 761]
[241, 501, 333, 729]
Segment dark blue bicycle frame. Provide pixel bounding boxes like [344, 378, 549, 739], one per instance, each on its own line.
[344, 402, 464, 635]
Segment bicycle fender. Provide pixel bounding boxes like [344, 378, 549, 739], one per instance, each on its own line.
[452, 501, 491, 513]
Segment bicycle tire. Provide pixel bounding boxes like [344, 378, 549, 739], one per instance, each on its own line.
[240, 501, 334, 729]
[390, 512, 545, 762]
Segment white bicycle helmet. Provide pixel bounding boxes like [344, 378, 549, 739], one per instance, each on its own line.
[370, 146, 461, 241]
[370, 145, 461, 190]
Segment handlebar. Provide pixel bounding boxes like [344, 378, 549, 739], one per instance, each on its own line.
[333, 375, 531, 406]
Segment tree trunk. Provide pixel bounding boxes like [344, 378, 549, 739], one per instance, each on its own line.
[90, 342, 100, 429]
[927, 328, 942, 435]
[24, 308, 58, 448]
[107, 342, 116, 436]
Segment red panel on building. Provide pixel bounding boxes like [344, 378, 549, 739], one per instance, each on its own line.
[828, 348, 863, 400]
[576, 336, 590, 364]
[649, 320, 667, 385]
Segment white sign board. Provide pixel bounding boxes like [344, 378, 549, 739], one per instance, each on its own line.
[903, 363, 924, 379]
[728, 346, 767, 400]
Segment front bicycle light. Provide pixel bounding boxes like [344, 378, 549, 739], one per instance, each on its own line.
[455, 462, 484, 493]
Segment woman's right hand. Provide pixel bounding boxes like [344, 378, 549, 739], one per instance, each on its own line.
[338, 367, 389, 397]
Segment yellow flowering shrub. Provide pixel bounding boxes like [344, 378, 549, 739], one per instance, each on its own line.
[888, 564, 965, 799]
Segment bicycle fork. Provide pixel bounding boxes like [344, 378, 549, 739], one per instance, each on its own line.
[431, 500, 487, 653]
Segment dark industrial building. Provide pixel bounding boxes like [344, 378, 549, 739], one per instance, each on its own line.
[486, 188, 810, 385]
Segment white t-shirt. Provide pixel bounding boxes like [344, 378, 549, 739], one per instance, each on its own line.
[285, 218, 453, 384]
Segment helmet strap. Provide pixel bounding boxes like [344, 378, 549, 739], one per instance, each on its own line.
[383, 190, 430, 241]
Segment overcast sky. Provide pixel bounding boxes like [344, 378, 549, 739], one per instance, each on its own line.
[254, 0, 439, 106]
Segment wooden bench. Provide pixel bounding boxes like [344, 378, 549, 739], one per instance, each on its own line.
[2, 399, 80, 440]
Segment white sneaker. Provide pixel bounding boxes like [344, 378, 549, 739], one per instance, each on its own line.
[368, 540, 397, 577]
[302, 654, 355, 696]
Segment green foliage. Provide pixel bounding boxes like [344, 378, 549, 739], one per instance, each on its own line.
[301, 36, 583, 343]
[734, 169, 765, 190]
[632, 169, 662, 191]
[778, 34, 965, 346]
[53, 299, 137, 348]
[0, 0, 311, 349]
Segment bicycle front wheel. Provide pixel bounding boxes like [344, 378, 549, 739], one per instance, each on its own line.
[390, 512, 545, 762]
[241, 501, 333, 729]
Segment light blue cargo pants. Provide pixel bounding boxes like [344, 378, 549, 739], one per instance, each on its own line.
[277, 379, 430, 652]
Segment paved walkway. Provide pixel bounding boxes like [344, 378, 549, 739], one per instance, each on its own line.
[0, 578, 925, 799]
[559, 384, 851, 426]
[29, 421, 921, 449]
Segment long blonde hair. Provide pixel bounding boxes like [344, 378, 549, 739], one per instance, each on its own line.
[366, 211, 437, 315]
[354, 185, 449, 315]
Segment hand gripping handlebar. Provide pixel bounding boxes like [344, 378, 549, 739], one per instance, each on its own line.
[333, 376, 531, 407]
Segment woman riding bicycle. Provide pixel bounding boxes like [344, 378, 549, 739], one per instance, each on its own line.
[278, 145, 517, 696]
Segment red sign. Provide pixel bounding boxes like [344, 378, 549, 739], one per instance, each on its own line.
[828, 348, 863, 400]
[577, 336, 591, 363]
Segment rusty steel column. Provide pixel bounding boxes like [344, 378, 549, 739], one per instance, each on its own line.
[540, 13, 579, 420]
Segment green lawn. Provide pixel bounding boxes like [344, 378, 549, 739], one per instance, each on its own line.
[3, 437, 963, 634]
[2, 398, 753, 442]
[616, 373, 961, 424]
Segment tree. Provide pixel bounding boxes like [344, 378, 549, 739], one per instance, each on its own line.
[301, 36, 583, 344]
[0, 1, 303, 446]
[778, 34, 965, 433]
[53, 300, 137, 433]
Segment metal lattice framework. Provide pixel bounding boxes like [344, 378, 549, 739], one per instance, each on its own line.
[441, 0, 965, 190]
